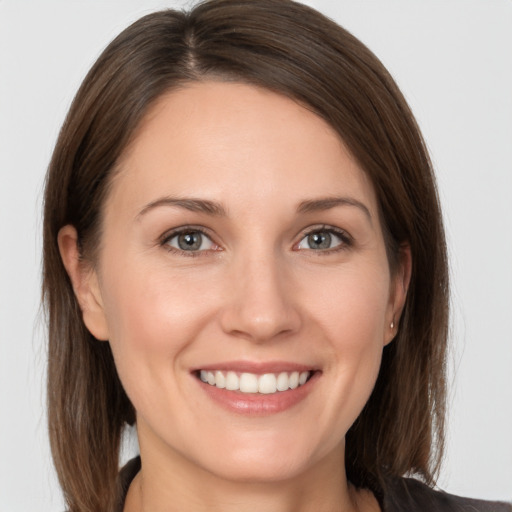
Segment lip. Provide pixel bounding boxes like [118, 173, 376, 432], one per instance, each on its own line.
[191, 361, 321, 416]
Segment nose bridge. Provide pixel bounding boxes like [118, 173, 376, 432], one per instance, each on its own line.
[220, 243, 300, 342]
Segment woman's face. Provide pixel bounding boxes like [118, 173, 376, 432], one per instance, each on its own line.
[78, 82, 407, 482]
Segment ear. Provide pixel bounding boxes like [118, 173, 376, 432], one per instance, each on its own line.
[384, 243, 412, 346]
[57, 225, 110, 341]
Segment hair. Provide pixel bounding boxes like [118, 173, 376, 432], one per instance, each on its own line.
[43, 1, 449, 510]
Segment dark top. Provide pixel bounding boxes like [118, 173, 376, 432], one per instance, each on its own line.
[117, 457, 511, 512]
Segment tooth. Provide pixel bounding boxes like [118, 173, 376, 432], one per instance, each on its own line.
[225, 371, 239, 391]
[289, 371, 299, 389]
[276, 372, 289, 391]
[258, 373, 277, 394]
[240, 373, 258, 393]
[299, 371, 309, 386]
[201, 369, 311, 392]
[215, 371, 226, 389]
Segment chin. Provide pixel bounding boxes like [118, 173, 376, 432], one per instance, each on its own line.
[203, 454, 311, 483]
[185, 431, 338, 484]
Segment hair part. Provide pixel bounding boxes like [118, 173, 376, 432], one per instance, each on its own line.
[43, 1, 448, 510]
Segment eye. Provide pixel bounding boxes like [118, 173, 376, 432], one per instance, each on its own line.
[296, 228, 350, 251]
[164, 229, 215, 252]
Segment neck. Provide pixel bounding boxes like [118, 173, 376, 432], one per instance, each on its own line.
[124, 439, 378, 512]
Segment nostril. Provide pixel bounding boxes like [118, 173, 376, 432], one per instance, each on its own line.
[219, 305, 302, 344]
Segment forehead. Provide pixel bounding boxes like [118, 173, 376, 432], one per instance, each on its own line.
[109, 81, 378, 218]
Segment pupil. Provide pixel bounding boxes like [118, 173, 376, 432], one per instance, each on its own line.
[308, 232, 331, 249]
[178, 232, 201, 251]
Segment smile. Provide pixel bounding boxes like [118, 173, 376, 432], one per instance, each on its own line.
[199, 370, 311, 394]
[193, 362, 320, 415]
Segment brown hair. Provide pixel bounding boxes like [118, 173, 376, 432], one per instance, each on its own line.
[43, 1, 449, 510]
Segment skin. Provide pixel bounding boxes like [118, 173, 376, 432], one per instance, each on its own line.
[59, 82, 410, 512]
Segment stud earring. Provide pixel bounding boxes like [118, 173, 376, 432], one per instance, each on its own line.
[390, 320, 395, 329]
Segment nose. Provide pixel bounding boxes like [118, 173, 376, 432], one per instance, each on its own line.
[219, 251, 302, 343]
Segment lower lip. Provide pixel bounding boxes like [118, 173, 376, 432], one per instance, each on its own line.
[195, 372, 320, 416]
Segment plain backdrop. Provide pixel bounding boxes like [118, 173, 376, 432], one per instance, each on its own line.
[0, 0, 511, 510]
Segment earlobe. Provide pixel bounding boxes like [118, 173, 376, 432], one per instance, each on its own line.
[57, 225, 110, 341]
[385, 243, 412, 346]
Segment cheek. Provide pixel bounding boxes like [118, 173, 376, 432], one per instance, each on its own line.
[303, 264, 390, 420]
[305, 262, 391, 346]
[99, 260, 218, 400]
[102, 256, 214, 343]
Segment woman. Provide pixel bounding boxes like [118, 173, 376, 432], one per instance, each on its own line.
[42, 0, 511, 511]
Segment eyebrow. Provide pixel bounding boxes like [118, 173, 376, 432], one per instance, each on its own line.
[137, 197, 227, 219]
[136, 195, 372, 223]
[297, 196, 372, 223]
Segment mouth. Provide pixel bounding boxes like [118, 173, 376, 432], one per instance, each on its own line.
[196, 369, 313, 395]
[192, 363, 320, 415]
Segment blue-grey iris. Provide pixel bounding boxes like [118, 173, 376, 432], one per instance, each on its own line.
[178, 232, 202, 251]
[308, 232, 331, 249]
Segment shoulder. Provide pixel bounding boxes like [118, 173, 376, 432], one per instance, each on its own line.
[383, 477, 512, 512]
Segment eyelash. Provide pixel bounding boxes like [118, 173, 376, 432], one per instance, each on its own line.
[159, 225, 353, 257]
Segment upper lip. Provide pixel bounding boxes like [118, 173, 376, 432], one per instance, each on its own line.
[192, 360, 318, 374]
